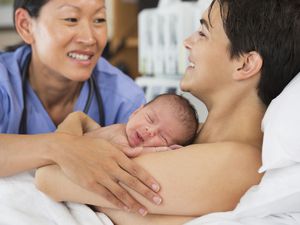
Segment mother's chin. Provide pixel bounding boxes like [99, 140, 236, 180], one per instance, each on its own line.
[179, 78, 190, 93]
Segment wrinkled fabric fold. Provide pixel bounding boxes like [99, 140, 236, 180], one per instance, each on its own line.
[0, 172, 113, 225]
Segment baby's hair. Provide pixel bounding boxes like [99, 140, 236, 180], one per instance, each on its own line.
[147, 93, 199, 145]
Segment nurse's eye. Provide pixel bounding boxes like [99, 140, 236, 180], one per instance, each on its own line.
[94, 18, 106, 24]
[64, 18, 78, 23]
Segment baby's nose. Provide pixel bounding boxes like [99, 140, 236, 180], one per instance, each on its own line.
[145, 126, 156, 137]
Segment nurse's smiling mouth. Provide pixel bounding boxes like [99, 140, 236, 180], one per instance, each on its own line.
[67, 51, 95, 65]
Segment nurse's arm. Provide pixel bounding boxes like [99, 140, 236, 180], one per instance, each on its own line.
[35, 142, 262, 216]
[0, 112, 95, 177]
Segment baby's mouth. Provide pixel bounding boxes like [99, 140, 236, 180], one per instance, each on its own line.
[136, 132, 144, 142]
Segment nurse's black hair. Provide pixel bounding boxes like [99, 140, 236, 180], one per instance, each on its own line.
[13, 0, 49, 24]
[208, 0, 300, 106]
[5, 0, 49, 51]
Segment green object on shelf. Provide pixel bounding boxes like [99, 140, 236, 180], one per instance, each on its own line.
[0, 0, 13, 5]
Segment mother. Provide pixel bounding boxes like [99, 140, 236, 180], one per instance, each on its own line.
[36, 0, 300, 224]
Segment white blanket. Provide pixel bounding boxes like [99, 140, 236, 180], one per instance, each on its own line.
[185, 165, 300, 225]
[185, 73, 300, 225]
[0, 172, 113, 225]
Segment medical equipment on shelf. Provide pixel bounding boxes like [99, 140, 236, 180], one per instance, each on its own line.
[138, 0, 212, 78]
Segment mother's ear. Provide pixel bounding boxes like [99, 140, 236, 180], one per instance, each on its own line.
[233, 51, 263, 81]
[15, 8, 34, 44]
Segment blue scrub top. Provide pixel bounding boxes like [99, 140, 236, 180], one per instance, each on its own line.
[0, 45, 146, 134]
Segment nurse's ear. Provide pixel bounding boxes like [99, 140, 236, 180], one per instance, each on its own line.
[233, 51, 263, 81]
[15, 8, 35, 44]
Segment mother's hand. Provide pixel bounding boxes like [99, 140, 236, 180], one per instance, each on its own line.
[47, 112, 162, 215]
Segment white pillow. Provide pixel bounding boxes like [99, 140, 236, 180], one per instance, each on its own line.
[259, 72, 300, 173]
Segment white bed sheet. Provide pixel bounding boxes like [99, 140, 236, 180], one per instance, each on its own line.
[0, 172, 113, 225]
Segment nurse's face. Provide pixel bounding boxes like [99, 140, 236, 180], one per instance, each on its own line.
[29, 0, 107, 81]
[180, 2, 236, 105]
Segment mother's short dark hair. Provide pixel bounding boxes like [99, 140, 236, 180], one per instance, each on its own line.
[210, 0, 300, 106]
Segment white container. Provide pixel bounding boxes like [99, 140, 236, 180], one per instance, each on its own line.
[138, 0, 213, 77]
[138, 9, 155, 75]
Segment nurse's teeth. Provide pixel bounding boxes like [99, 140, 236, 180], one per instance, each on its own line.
[189, 62, 195, 68]
[68, 53, 90, 61]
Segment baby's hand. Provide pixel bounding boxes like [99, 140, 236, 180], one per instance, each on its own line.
[122, 145, 183, 158]
[169, 145, 183, 150]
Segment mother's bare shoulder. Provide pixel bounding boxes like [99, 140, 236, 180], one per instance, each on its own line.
[130, 141, 263, 215]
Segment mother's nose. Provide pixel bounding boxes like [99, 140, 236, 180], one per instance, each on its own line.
[183, 32, 197, 50]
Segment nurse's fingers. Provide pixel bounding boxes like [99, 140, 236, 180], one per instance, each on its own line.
[112, 168, 162, 206]
[88, 181, 128, 211]
[116, 155, 162, 202]
[101, 178, 149, 216]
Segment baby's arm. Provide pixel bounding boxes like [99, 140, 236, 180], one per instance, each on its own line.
[101, 208, 194, 225]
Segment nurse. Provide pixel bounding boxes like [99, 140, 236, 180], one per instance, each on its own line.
[0, 0, 162, 215]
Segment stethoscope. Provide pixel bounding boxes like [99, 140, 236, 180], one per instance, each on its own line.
[19, 53, 105, 134]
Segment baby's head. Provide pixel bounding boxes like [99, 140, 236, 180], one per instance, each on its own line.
[126, 93, 198, 148]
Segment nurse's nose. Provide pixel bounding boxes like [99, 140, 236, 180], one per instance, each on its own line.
[77, 23, 97, 45]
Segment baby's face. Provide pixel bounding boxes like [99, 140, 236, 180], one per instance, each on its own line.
[125, 101, 187, 148]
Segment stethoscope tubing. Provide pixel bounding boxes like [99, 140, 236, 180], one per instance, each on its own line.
[19, 53, 105, 134]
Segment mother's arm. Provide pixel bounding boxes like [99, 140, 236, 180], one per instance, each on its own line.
[100, 208, 194, 225]
[35, 141, 262, 216]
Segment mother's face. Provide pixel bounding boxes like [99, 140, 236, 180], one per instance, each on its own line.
[26, 0, 107, 81]
[180, 2, 237, 104]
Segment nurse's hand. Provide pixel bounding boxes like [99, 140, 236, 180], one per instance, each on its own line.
[51, 112, 162, 215]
